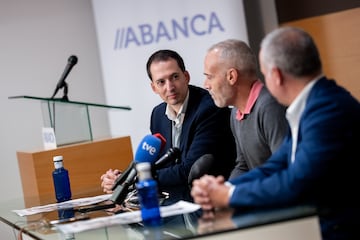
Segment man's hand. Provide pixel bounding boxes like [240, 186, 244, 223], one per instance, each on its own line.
[191, 174, 231, 210]
[100, 169, 121, 194]
[197, 208, 236, 234]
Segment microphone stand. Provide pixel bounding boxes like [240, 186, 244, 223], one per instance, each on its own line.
[62, 82, 69, 101]
[77, 174, 137, 214]
[109, 170, 137, 205]
[49, 81, 69, 135]
[80, 147, 180, 213]
[51, 81, 69, 101]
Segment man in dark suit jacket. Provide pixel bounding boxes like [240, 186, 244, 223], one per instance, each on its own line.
[191, 27, 360, 240]
[147, 50, 236, 204]
[101, 50, 236, 205]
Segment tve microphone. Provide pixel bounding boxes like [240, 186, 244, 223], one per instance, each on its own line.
[51, 55, 78, 99]
[153, 133, 166, 152]
[133, 134, 163, 164]
[111, 134, 165, 191]
[109, 134, 163, 204]
[153, 147, 180, 169]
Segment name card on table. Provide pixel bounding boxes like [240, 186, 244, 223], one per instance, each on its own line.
[42, 127, 57, 149]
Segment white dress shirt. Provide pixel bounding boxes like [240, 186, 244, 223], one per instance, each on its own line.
[165, 90, 189, 148]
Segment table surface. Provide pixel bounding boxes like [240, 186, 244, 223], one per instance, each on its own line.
[0, 191, 318, 240]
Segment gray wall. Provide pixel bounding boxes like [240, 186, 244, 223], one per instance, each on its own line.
[0, 0, 110, 204]
[243, 0, 278, 80]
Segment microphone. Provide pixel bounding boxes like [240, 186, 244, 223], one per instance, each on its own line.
[110, 162, 134, 191]
[153, 133, 166, 152]
[109, 167, 138, 205]
[188, 154, 215, 185]
[109, 134, 164, 204]
[51, 55, 78, 99]
[153, 147, 180, 169]
[111, 134, 166, 191]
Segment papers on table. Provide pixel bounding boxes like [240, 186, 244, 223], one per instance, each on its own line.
[12, 194, 201, 234]
[55, 200, 201, 234]
[12, 194, 112, 217]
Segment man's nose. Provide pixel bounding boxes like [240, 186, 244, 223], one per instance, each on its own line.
[203, 79, 210, 90]
[165, 79, 175, 90]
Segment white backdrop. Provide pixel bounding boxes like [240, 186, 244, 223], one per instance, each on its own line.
[91, 0, 248, 148]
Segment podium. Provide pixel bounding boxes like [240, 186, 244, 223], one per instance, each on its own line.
[17, 136, 133, 208]
[9, 95, 131, 146]
[9, 95, 133, 207]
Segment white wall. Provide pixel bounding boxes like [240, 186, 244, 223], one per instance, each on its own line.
[0, 0, 110, 206]
[92, 0, 250, 148]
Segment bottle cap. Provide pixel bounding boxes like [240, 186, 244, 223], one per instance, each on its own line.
[53, 156, 63, 162]
[136, 162, 152, 180]
[136, 162, 151, 171]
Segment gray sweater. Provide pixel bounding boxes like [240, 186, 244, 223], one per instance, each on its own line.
[229, 87, 288, 179]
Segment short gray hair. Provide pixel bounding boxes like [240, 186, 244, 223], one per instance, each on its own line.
[208, 39, 258, 77]
[260, 27, 322, 77]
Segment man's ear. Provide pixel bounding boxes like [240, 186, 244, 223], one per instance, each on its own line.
[272, 67, 284, 86]
[184, 70, 190, 84]
[150, 81, 157, 94]
[227, 68, 238, 85]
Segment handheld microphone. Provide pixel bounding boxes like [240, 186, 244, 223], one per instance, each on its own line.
[153, 147, 180, 169]
[188, 154, 215, 185]
[51, 55, 78, 99]
[109, 134, 164, 204]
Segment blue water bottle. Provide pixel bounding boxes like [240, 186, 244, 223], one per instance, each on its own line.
[52, 155, 72, 203]
[135, 162, 162, 227]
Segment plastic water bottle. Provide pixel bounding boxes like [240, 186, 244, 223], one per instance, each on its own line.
[135, 162, 162, 227]
[52, 155, 72, 202]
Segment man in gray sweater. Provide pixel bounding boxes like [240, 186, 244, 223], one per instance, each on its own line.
[203, 39, 288, 179]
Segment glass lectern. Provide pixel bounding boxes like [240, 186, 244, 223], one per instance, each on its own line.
[9, 95, 131, 146]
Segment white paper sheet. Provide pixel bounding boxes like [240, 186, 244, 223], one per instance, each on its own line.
[56, 200, 200, 234]
[12, 194, 112, 217]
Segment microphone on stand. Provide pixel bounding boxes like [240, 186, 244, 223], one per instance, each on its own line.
[111, 134, 166, 191]
[80, 134, 174, 213]
[110, 147, 179, 192]
[109, 134, 165, 205]
[153, 147, 180, 169]
[109, 167, 138, 205]
[79, 146, 180, 213]
[51, 55, 78, 100]
[111, 162, 135, 191]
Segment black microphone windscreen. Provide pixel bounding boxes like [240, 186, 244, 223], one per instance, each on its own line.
[154, 147, 180, 169]
[109, 168, 137, 204]
[111, 162, 134, 191]
[68, 55, 78, 65]
[188, 154, 215, 185]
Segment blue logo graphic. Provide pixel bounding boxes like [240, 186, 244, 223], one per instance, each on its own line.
[141, 141, 157, 156]
[113, 11, 225, 50]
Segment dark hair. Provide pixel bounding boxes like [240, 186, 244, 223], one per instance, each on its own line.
[146, 49, 186, 80]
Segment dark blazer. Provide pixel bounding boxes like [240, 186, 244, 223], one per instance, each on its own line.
[228, 77, 360, 239]
[151, 85, 236, 203]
